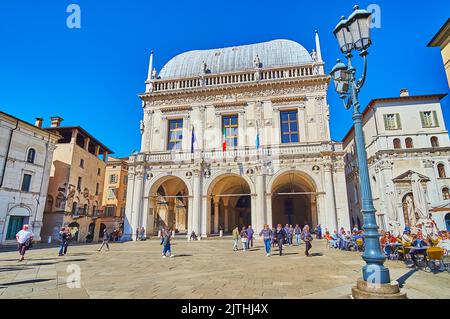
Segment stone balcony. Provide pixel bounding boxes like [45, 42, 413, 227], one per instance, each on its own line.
[129, 142, 343, 166]
[146, 62, 325, 94]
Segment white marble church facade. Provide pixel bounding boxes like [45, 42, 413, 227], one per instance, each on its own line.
[124, 34, 350, 239]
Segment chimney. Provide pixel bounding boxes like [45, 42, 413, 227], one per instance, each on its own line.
[35, 117, 43, 128]
[50, 116, 64, 128]
[400, 88, 409, 97]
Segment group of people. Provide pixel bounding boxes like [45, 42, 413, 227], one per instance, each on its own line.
[324, 227, 365, 251]
[135, 227, 146, 241]
[232, 224, 315, 257]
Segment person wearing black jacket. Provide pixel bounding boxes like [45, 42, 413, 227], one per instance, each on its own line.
[275, 224, 286, 256]
[58, 227, 70, 256]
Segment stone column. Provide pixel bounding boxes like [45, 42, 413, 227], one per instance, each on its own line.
[324, 161, 338, 232]
[192, 170, 202, 235]
[298, 102, 307, 142]
[131, 165, 145, 241]
[423, 159, 440, 203]
[123, 167, 136, 241]
[255, 172, 266, 234]
[168, 200, 175, 230]
[224, 204, 230, 232]
[213, 200, 219, 234]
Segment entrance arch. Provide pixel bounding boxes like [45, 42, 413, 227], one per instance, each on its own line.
[149, 175, 189, 235]
[270, 170, 318, 228]
[207, 174, 253, 235]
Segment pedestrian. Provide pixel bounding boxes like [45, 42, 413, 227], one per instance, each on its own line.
[289, 225, 294, 246]
[275, 224, 286, 256]
[317, 224, 322, 240]
[240, 226, 249, 252]
[232, 226, 240, 251]
[271, 227, 277, 247]
[16, 224, 33, 262]
[190, 230, 198, 241]
[301, 225, 313, 257]
[160, 227, 165, 245]
[246, 225, 254, 249]
[135, 228, 139, 241]
[162, 228, 174, 258]
[294, 224, 302, 246]
[58, 227, 68, 256]
[283, 224, 291, 246]
[140, 227, 146, 241]
[98, 229, 110, 252]
[259, 224, 273, 257]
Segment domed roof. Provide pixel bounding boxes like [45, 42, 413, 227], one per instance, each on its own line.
[158, 39, 313, 79]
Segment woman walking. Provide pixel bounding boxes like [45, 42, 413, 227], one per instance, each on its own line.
[301, 225, 313, 257]
[240, 226, 249, 252]
[259, 224, 273, 257]
[275, 224, 286, 256]
[294, 224, 302, 246]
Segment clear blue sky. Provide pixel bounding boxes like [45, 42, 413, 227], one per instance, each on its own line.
[0, 0, 449, 157]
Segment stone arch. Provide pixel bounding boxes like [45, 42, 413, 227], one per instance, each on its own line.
[269, 169, 318, 228]
[267, 168, 318, 193]
[147, 174, 190, 235]
[205, 172, 255, 235]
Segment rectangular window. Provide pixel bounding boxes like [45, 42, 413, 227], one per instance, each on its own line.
[167, 119, 183, 150]
[120, 206, 125, 217]
[97, 168, 101, 176]
[21, 174, 32, 192]
[222, 115, 239, 148]
[77, 177, 82, 190]
[420, 111, 439, 128]
[280, 110, 299, 143]
[107, 187, 116, 199]
[80, 159, 84, 168]
[95, 183, 99, 196]
[124, 175, 128, 185]
[109, 174, 118, 184]
[383, 113, 401, 130]
[105, 205, 115, 217]
[123, 188, 127, 200]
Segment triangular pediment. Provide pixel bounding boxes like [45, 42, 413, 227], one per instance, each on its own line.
[392, 170, 430, 183]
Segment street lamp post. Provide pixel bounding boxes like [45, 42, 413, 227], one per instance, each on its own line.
[331, 5, 406, 299]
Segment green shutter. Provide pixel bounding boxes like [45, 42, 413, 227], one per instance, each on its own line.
[420, 112, 426, 128]
[395, 114, 402, 130]
[383, 114, 389, 130]
[433, 111, 439, 127]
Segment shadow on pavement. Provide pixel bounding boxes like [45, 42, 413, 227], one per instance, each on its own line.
[0, 266, 32, 272]
[0, 278, 54, 287]
[172, 254, 193, 258]
[396, 268, 418, 288]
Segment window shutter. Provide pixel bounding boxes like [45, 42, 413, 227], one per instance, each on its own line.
[395, 114, 402, 130]
[433, 111, 439, 127]
[420, 112, 426, 128]
[383, 114, 389, 130]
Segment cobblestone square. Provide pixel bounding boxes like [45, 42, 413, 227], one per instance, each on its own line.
[0, 239, 449, 299]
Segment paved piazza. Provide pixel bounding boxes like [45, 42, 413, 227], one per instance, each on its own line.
[0, 239, 449, 299]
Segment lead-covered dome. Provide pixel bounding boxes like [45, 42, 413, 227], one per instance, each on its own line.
[158, 39, 313, 79]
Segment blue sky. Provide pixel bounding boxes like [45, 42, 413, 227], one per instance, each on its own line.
[0, 0, 449, 157]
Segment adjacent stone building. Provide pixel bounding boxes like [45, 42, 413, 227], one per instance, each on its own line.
[125, 34, 351, 239]
[101, 156, 128, 235]
[428, 18, 450, 88]
[0, 112, 59, 244]
[343, 90, 450, 232]
[40, 117, 113, 242]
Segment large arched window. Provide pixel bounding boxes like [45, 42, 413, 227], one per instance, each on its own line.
[438, 163, 447, 178]
[442, 187, 450, 200]
[405, 138, 413, 149]
[26, 148, 36, 164]
[393, 138, 401, 149]
[431, 136, 439, 148]
[71, 202, 78, 215]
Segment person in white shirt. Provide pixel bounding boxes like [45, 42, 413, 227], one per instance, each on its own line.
[437, 232, 450, 255]
[16, 224, 34, 262]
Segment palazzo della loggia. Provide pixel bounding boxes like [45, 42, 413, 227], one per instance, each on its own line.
[124, 33, 351, 239]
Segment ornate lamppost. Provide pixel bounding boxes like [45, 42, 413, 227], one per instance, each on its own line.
[330, 5, 406, 299]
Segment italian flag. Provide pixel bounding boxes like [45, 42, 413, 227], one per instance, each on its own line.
[222, 126, 227, 152]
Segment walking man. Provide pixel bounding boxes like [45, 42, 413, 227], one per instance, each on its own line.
[232, 227, 239, 251]
[259, 224, 273, 257]
[275, 224, 286, 256]
[294, 224, 301, 246]
[140, 227, 146, 241]
[16, 224, 33, 262]
[162, 228, 174, 258]
[301, 225, 313, 257]
[58, 227, 69, 256]
[247, 225, 254, 249]
[135, 228, 139, 241]
[317, 224, 322, 240]
[98, 229, 110, 252]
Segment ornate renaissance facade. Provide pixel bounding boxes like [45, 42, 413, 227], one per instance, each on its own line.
[125, 34, 350, 239]
[343, 90, 450, 234]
